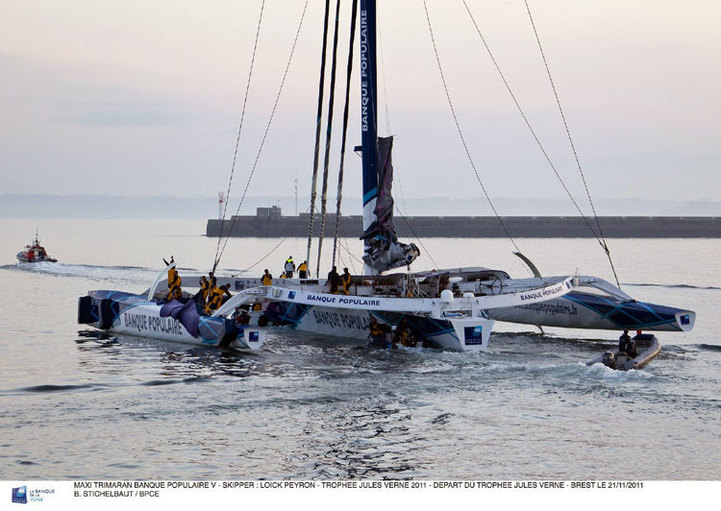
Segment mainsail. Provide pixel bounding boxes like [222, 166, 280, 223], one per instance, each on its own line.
[360, 136, 420, 273]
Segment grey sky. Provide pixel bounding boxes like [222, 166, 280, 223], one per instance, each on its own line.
[1, 0, 719, 216]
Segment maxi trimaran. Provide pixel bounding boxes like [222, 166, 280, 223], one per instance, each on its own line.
[78, 0, 693, 351]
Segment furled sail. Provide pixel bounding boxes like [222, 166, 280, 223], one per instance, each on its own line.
[360, 136, 420, 273]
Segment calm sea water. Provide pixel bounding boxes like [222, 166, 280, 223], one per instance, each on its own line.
[1, 218, 720, 481]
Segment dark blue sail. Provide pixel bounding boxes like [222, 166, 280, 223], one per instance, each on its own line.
[359, 1, 419, 274]
[360, 136, 420, 273]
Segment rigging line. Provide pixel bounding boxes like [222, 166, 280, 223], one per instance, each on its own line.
[306, 0, 332, 275]
[460, 3, 604, 242]
[332, 0, 359, 268]
[460, 0, 595, 228]
[387, 142, 440, 270]
[213, 0, 310, 273]
[522, 0, 621, 287]
[316, 0, 343, 279]
[422, 0, 521, 254]
[395, 204, 440, 270]
[240, 237, 288, 274]
[461, 2, 609, 260]
[389, 136, 441, 270]
[339, 237, 364, 269]
[213, 0, 266, 268]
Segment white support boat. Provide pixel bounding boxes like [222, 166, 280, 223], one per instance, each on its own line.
[586, 333, 661, 371]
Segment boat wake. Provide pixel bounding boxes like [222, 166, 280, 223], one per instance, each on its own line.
[3, 262, 164, 284]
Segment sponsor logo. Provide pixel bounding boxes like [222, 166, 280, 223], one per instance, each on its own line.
[288, 291, 296, 300]
[305, 294, 381, 308]
[360, 9, 370, 133]
[11, 486, 55, 504]
[515, 302, 578, 317]
[12, 486, 27, 504]
[519, 284, 564, 302]
[249, 331, 259, 342]
[312, 309, 371, 331]
[122, 312, 183, 335]
[464, 326, 484, 346]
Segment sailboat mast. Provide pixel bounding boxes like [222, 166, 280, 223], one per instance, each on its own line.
[360, 0, 378, 275]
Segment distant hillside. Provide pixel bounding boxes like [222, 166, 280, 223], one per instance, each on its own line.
[1, 194, 720, 218]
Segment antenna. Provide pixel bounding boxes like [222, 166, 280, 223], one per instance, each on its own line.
[218, 192, 225, 220]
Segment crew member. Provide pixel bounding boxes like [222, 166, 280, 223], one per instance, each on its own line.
[341, 267, 352, 295]
[284, 256, 296, 279]
[393, 318, 416, 348]
[262, 269, 273, 286]
[618, 330, 637, 358]
[368, 316, 388, 349]
[327, 266, 341, 294]
[298, 260, 309, 279]
[199, 276, 211, 303]
[206, 284, 232, 313]
[234, 306, 251, 325]
[164, 257, 182, 300]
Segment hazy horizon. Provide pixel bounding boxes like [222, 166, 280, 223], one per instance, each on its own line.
[2, 193, 719, 219]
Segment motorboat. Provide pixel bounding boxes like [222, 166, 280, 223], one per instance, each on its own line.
[586, 333, 661, 371]
[17, 231, 57, 263]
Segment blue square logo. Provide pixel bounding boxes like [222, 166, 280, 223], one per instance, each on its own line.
[12, 486, 27, 504]
[288, 291, 296, 300]
[249, 331, 259, 342]
[464, 325, 484, 345]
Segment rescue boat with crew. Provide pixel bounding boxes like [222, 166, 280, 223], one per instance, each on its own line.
[17, 231, 57, 263]
[586, 333, 661, 371]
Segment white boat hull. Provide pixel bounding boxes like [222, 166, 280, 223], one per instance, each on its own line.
[262, 301, 493, 351]
[78, 291, 264, 350]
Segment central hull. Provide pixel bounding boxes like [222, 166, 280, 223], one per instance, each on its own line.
[262, 300, 493, 351]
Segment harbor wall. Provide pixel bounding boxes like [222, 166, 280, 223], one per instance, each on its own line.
[206, 216, 721, 238]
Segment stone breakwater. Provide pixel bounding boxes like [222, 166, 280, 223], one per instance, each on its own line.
[208, 216, 721, 238]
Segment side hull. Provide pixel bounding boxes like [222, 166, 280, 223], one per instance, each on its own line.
[487, 292, 695, 332]
[78, 292, 263, 350]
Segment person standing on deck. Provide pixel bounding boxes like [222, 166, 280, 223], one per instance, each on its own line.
[298, 260, 309, 279]
[163, 256, 182, 300]
[262, 269, 273, 286]
[341, 268, 352, 295]
[284, 256, 295, 278]
[327, 266, 341, 294]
